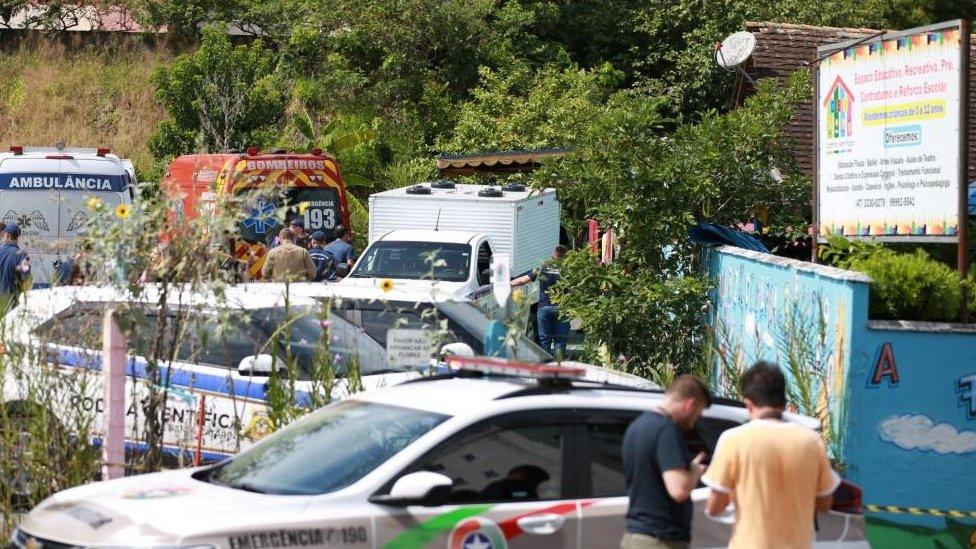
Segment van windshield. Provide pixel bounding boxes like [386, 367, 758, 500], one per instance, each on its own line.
[349, 241, 472, 282]
[237, 187, 342, 245]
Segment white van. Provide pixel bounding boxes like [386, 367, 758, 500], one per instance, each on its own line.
[0, 145, 136, 285]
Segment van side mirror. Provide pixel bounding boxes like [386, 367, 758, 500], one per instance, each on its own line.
[335, 263, 351, 278]
[238, 354, 276, 376]
[369, 471, 453, 507]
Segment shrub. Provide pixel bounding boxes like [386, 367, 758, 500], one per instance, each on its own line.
[848, 249, 960, 322]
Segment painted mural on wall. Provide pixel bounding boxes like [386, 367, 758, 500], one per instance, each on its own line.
[707, 246, 976, 548]
[707, 248, 855, 460]
[851, 336, 976, 548]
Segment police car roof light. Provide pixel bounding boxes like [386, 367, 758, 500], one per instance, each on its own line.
[96, 147, 110, 156]
[45, 154, 74, 160]
[446, 356, 586, 380]
[247, 147, 259, 156]
[9, 146, 23, 155]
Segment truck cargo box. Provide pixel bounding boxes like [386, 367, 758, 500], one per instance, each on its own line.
[367, 183, 559, 276]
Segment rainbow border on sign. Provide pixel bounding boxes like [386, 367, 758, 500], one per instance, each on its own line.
[819, 219, 958, 237]
[822, 29, 959, 66]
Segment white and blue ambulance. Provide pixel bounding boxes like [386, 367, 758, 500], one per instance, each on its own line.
[0, 145, 136, 285]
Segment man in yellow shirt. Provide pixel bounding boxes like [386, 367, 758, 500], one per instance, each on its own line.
[702, 362, 840, 548]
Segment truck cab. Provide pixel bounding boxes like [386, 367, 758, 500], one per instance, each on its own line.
[343, 229, 495, 297]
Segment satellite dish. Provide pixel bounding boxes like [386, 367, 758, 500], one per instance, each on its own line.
[716, 31, 756, 69]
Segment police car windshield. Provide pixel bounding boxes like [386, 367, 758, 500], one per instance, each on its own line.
[250, 307, 408, 376]
[205, 400, 448, 495]
[435, 300, 553, 363]
[350, 241, 471, 282]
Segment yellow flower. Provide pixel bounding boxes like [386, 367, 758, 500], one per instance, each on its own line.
[298, 201, 310, 214]
[511, 289, 525, 305]
[86, 197, 103, 210]
[114, 204, 132, 219]
[379, 278, 394, 293]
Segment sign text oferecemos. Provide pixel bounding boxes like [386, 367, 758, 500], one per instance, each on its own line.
[817, 22, 964, 239]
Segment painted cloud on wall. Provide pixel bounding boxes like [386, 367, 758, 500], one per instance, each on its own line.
[879, 414, 976, 455]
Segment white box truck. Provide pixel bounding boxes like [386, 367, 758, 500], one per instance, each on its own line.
[0, 145, 136, 285]
[345, 181, 560, 299]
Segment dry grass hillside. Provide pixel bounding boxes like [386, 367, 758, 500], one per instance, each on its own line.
[0, 40, 171, 177]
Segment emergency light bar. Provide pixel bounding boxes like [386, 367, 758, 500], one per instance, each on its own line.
[446, 356, 585, 379]
[9, 146, 23, 155]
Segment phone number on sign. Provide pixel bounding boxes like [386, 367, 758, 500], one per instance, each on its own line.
[855, 197, 915, 208]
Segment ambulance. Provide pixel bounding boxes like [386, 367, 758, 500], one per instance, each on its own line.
[162, 149, 351, 279]
[0, 145, 136, 285]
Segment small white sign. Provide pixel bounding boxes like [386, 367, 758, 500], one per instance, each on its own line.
[386, 329, 436, 368]
[491, 253, 511, 307]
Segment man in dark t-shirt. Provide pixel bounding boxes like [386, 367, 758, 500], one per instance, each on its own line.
[621, 375, 711, 549]
[510, 245, 568, 356]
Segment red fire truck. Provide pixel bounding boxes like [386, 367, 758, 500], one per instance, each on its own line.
[162, 148, 351, 279]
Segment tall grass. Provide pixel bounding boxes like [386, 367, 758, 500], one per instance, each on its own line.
[0, 39, 170, 176]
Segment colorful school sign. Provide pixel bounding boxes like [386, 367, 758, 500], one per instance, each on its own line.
[816, 21, 965, 240]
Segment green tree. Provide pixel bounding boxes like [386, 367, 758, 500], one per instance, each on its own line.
[149, 26, 286, 158]
[441, 63, 621, 153]
[536, 73, 812, 375]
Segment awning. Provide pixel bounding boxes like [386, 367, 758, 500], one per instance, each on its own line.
[436, 148, 573, 176]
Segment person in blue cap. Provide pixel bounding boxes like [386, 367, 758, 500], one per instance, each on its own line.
[0, 223, 31, 307]
[270, 218, 310, 249]
[307, 230, 334, 282]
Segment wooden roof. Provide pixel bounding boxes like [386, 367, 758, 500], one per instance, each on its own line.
[743, 21, 976, 181]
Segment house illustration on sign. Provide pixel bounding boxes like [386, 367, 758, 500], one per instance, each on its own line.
[824, 76, 854, 139]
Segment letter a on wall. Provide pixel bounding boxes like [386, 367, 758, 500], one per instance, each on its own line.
[870, 342, 899, 387]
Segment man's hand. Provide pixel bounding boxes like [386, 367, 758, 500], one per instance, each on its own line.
[690, 451, 707, 485]
[662, 452, 708, 504]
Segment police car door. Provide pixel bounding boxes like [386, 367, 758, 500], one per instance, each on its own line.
[0, 156, 64, 285]
[150, 310, 273, 457]
[373, 410, 581, 549]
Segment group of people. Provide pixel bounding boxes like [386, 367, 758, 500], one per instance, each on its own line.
[621, 362, 840, 549]
[260, 218, 355, 283]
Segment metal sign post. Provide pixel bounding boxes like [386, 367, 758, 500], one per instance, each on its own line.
[957, 20, 970, 322]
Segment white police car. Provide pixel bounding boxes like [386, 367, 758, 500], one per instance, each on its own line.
[4, 284, 626, 461]
[12, 358, 869, 549]
[3, 284, 423, 460]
